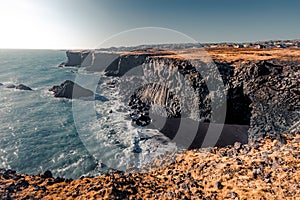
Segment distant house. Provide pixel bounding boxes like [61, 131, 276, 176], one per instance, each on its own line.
[285, 43, 294, 47]
[255, 44, 266, 49]
[276, 44, 286, 48]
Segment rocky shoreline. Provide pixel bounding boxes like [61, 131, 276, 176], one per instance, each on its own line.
[1, 131, 299, 199]
[1, 46, 299, 199]
[58, 47, 299, 142]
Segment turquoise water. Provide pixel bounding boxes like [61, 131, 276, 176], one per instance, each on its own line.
[0, 49, 176, 179]
[0, 50, 97, 179]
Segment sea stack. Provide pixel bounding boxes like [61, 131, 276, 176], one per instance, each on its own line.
[49, 80, 94, 99]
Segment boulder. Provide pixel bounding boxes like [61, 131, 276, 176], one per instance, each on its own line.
[49, 80, 95, 99]
[6, 84, 16, 88]
[40, 170, 53, 179]
[0, 83, 3, 86]
[16, 84, 32, 91]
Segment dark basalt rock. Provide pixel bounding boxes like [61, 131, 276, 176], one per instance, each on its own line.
[104, 54, 148, 76]
[40, 170, 53, 179]
[125, 58, 299, 143]
[59, 50, 91, 67]
[6, 84, 16, 89]
[15, 84, 32, 91]
[146, 114, 248, 149]
[62, 49, 298, 144]
[233, 60, 299, 140]
[135, 115, 152, 127]
[49, 80, 94, 99]
[129, 84, 181, 127]
[226, 83, 252, 125]
[86, 53, 120, 72]
[127, 59, 250, 127]
[0, 83, 3, 86]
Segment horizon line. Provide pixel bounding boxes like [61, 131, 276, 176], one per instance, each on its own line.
[0, 38, 299, 51]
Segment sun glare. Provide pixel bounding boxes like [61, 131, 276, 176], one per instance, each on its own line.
[0, 0, 61, 49]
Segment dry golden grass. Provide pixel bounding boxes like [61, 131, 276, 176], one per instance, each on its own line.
[205, 47, 300, 62]
[123, 47, 300, 63]
[1, 133, 300, 199]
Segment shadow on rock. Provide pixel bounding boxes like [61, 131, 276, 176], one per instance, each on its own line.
[50, 80, 108, 101]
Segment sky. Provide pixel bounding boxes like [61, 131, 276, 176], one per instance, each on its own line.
[0, 0, 299, 49]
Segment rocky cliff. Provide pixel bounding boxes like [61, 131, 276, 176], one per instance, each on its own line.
[61, 49, 300, 141]
[59, 50, 91, 67]
[233, 60, 299, 140]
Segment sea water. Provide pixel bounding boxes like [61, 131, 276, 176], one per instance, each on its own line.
[0, 49, 176, 179]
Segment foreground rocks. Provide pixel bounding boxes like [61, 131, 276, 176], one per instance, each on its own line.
[1, 131, 299, 199]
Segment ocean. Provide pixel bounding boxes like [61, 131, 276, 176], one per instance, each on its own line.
[0, 49, 176, 179]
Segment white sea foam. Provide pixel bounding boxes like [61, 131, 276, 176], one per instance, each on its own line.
[73, 74, 178, 172]
[0, 50, 179, 178]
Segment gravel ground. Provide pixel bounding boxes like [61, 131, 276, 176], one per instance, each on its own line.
[1, 132, 300, 199]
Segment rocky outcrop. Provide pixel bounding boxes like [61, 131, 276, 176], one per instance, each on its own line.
[232, 60, 300, 140]
[60, 50, 173, 72]
[59, 50, 91, 67]
[59, 49, 299, 142]
[85, 52, 120, 72]
[111, 57, 299, 142]
[124, 57, 251, 126]
[16, 84, 32, 91]
[6, 84, 16, 88]
[83, 52, 148, 74]
[49, 80, 94, 99]
[2, 83, 32, 90]
[129, 83, 181, 127]
[104, 54, 148, 76]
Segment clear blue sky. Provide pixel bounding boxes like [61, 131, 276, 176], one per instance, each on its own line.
[0, 0, 299, 49]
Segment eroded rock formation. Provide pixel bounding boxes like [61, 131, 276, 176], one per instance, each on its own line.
[49, 80, 94, 99]
[61, 49, 299, 142]
[59, 50, 90, 67]
[232, 60, 300, 140]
